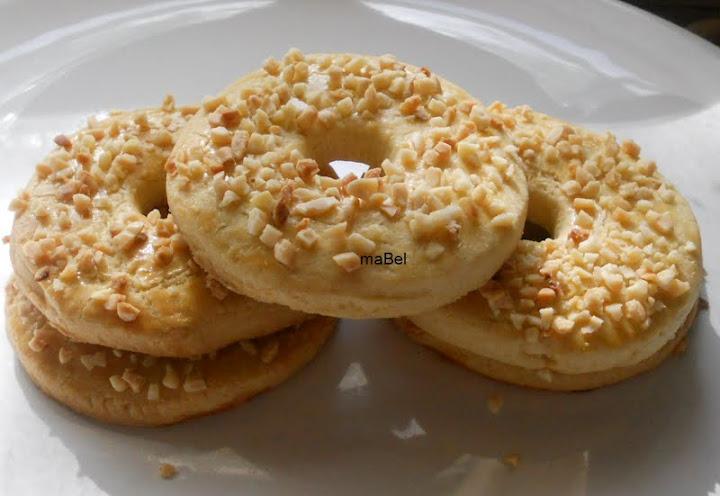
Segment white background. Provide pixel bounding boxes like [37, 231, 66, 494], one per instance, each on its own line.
[1, 1, 719, 494]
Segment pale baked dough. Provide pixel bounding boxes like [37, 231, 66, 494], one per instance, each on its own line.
[166, 50, 527, 318]
[9, 98, 306, 357]
[6, 280, 335, 426]
[397, 302, 697, 391]
[400, 107, 703, 390]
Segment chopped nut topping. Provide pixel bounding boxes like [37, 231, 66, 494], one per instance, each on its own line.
[552, 316, 575, 334]
[210, 126, 232, 147]
[535, 287, 556, 307]
[72, 193, 92, 216]
[247, 208, 268, 236]
[536, 369, 553, 383]
[490, 212, 516, 228]
[273, 185, 293, 226]
[333, 252, 362, 272]
[410, 205, 463, 240]
[117, 302, 141, 322]
[80, 351, 107, 370]
[259, 224, 283, 247]
[296, 227, 319, 249]
[147, 383, 160, 401]
[34, 267, 50, 282]
[109, 375, 128, 392]
[297, 158, 320, 183]
[292, 197, 338, 217]
[162, 53, 530, 283]
[58, 346, 73, 365]
[460, 107, 701, 351]
[162, 364, 180, 390]
[347, 232, 376, 255]
[54, 134, 72, 150]
[346, 178, 379, 200]
[621, 140, 641, 158]
[274, 239, 296, 267]
[183, 375, 207, 393]
[240, 341, 258, 356]
[28, 334, 48, 352]
[121, 368, 146, 394]
[260, 340, 279, 364]
[400, 95, 422, 115]
[263, 57, 281, 76]
[219, 190, 241, 208]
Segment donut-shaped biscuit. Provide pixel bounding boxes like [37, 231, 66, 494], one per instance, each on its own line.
[9, 98, 305, 357]
[397, 304, 696, 391]
[399, 106, 702, 390]
[166, 50, 527, 318]
[6, 281, 336, 426]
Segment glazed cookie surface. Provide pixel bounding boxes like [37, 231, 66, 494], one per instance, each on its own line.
[9, 98, 305, 357]
[166, 50, 527, 318]
[6, 281, 335, 426]
[401, 107, 702, 390]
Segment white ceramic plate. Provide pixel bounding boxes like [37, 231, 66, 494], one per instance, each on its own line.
[2, 1, 719, 494]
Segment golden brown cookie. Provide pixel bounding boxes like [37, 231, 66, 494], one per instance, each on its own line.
[397, 302, 696, 391]
[6, 280, 335, 426]
[399, 107, 702, 390]
[9, 97, 306, 357]
[166, 50, 527, 318]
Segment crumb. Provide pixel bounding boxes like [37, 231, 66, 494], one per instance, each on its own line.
[159, 463, 178, 480]
[502, 453, 521, 469]
[2, 235, 9, 244]
[486, 392, 504, 415]
[699, 298, 709, 311]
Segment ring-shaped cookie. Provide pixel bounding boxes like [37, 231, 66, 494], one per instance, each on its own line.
[9, 98, 305, 357]
[6, 281, 335, 426]
[167, 51, 527, 318]
[399, 106, 702, 390]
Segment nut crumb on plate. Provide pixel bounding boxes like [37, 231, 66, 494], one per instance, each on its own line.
[486, 392, 504, 415]
[159, 463, 177, 479]
[502, 453, 521, 469]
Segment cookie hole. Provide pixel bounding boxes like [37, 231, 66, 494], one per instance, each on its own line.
[522, 220, 552, 242]
[305, 118, 391, 179]
[328, 160, 371, 178]
[144, 200, 170, 219]
[522, 184, 565, 242]
[134, 180, 170, 218]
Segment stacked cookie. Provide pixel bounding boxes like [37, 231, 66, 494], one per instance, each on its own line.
[397, 107, 702, 390]
[6, 98, 335, 426]
[6, 50, 703, 425]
